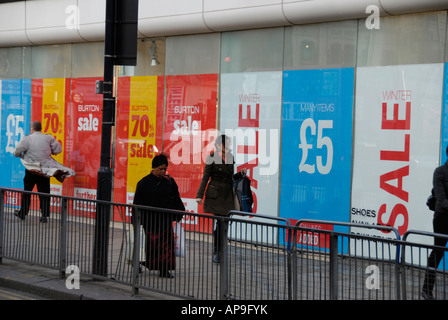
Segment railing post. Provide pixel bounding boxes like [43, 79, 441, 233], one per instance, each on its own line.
[132, 208, 141, 295]
[59, 198, 68, 279]
[290, 226, 296, 300]
[219, 217, 229, 300]
[0, 189, 4, 265]
[329, 233, 338, 300]
[399, 241, 407, 300]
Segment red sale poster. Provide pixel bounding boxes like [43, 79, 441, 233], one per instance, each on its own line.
[66, 77, 103, 215]
[163, 74, 218, 232]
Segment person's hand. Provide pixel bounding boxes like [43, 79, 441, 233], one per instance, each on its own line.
[196, 198, 203, 205]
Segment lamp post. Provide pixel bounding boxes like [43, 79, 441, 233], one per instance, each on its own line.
[93, 0, 138, 276]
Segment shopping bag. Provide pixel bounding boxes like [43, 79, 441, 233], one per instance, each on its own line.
[126, 224, 146, 264]
[173, 222, 186, 257]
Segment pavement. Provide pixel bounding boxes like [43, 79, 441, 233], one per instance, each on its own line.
[0, 258, 184, 300]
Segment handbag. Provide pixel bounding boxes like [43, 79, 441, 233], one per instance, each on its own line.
[426, 188, 436, 211]
[233, 174, 253, 212]
[173, 222, 186, 257]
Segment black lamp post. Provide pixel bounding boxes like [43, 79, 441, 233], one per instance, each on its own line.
[93, 0, 138, 276]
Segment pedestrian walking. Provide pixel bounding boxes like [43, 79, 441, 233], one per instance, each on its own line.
[422, 146, 448, 300]
[133, 153, 185, 278]
[13, 121, 74, 223]
[196, 134, 246, 263]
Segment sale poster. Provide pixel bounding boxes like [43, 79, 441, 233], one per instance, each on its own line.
[280, 68, 354, 248]
[438, 63, 448, 268]
[31, 78, 69, 205]
[66, 77, 103, 214]
[351, 64, 443, 261]
[220, 71, 282, 243]
[0, 79, 31, 190]
[113, 76, 164, 220]
[162, 74, 218, 232]
[441, 63, 448, 165]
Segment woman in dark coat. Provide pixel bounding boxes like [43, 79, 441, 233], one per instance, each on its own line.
[196, 135, 246, 262]
[133, 154, 185, 278]
[422, 148, 448, 299]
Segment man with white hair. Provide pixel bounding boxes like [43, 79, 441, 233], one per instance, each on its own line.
[13, 121, 70, 223]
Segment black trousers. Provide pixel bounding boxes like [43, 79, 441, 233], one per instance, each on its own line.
[18, 170, 51, 218]
[213, 219, 229, 256]
[423, 213, 448, 293]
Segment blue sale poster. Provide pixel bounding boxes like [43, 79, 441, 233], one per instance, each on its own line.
[441, 63, 448, 165]
[279, 68, 354, 235]
[437, 63, 448, 268]
[0, 79, 31, 189]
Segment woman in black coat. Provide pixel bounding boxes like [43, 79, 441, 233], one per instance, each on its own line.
[133, 154, 185, 278]
[196, 135, 246, 262]
[422, 149, 448, 299]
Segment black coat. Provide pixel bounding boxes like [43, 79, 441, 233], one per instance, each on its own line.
[196, 151, 242, 216]
[433, 161, 448, 216]
[133, 173, 185, 232]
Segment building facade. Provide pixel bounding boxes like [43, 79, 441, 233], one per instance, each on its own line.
[1, 0, 448, 244]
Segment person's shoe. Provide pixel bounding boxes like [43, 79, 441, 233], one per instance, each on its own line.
[212, 253, 220, 263]
[14, 210, 25, 220]
[39, 217, 48, 223]
[422, 290, 434, 300]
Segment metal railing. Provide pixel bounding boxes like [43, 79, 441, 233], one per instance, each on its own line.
[0, 187, 447, 300]
[290, 220, 402, 300]
[401, 230, 448, 300]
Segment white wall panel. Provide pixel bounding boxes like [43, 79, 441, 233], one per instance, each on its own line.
[204, 0, 282, 11]
[283, 0, 387, 24]
[25, 0, 85, 44]
[77, 0, 105, 42]
[0, 0, 447, 47]
[139, 14, 211, 37]
[380, 0, 448, 15]
[203, 3, 291, 31]
[0, 2, 32, 46]
[138, 0, 211, 37]
[139, 0, 203, 16]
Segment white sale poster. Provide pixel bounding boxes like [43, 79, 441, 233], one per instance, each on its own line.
[351, 64, 443, 259]
[220, 71, 282, 242]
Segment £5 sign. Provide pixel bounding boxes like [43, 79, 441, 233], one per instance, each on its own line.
[299, 118, 334, 175]
[5, 114, 25, 154]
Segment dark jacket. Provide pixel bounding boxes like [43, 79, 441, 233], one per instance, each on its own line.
[133, 173, 185, 232]
[433, 161, 448, 216]
[196, 151, 241, 216]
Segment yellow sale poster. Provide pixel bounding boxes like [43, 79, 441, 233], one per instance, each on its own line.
[126, 76, 159, 194]
[114, 75, 164, 218]
[42, 79, 66, 184]
[30, 78, 68, 210]
[40, 78, 67, 192]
